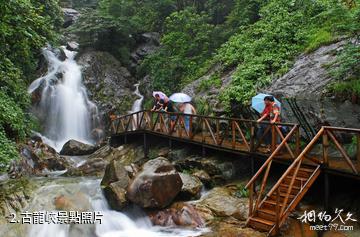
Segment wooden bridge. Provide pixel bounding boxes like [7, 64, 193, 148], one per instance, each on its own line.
[110, 110, 360, 236]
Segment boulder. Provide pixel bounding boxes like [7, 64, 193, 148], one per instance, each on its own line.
[179, 173, 203, 200]
[148, 202, 204, 228]
[103, 181, 128, 211]
[66, 158, 107, 176]
[101, 159, 130, 188]
[196, 187, 249, 221]
[126, 157, 182, 208]
[66, 41, 79, 51]
[88, 144, 144, 165]
[100, 160, 130, 210]
[62, 8, 80, 28]
[192, 170, 211, 187]
[60, 140, 98, 156]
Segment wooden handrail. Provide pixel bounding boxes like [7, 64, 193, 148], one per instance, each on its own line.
[266, 127, 325, 197]
[245, 125, 299, 189]
[111, 110, 298, 128]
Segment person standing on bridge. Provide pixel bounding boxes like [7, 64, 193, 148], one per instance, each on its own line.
[256, 96, 281, 151]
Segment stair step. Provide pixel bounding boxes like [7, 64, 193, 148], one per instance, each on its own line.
[279, 184, 301, 195]
[282, 176, 308, 186]
[270, 191, 296, 200]
[257, 208, 277, 221]
[248, 216, 275, 231]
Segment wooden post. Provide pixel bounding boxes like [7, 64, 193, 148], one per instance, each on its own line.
[143, 133, 148, 159]
[295, 126, 300, 157]
[250, 156, 255, 176]
[202, 146, 206, 157]
[323, 131, 329, 166]
[232, 121, 236, 149]
[216, 119, 220, 145]
[275, 188, 280, 235]
[324, 172, 329, 212]
[271, 125, 276, 152]
[169, 138, 172, 150]
[250, 123, 255, 152]
[189, 115, 193, 139]
[124, 135, 128, 144]
[357, 134, 360, 162]
[249, 182, 254, 217]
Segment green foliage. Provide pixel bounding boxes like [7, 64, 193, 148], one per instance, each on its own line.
[198, 73, 222, 92]
[234, 183, 249, 198]
[0, 0, 62, 170]
[0, 128, 19, 172]
[195, 98, 214, 116]
[328, 38, 360, 98]
[141, 8, 218, 94]
[216, 0, 360, 111]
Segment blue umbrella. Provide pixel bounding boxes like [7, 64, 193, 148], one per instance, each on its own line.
[251, 93, 281, 114]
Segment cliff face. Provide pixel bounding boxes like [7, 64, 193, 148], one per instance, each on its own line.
[183, 39, 360, 134]
[266, 39, 360, 135]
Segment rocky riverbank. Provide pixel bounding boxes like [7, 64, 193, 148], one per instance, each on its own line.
[2, 137, 360, 237]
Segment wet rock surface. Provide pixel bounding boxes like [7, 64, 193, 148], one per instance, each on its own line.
[148, 202, 204, 228]
[195, 187, 249, 221]
[77, 50, 136, 132]
[9, 138, 69, 178]
[266, 39, 360, 131]
[60, 139, 98, 156]
[179, 172, 203, 200]
[126, 157, 183, 208]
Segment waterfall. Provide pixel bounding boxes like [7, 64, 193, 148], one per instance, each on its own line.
[28, 46, 101, 151]
[130, 83, 144, 113]
[129, 83, 143, 130]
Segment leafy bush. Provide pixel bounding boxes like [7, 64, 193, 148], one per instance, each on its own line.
[0, 0, 61, 170]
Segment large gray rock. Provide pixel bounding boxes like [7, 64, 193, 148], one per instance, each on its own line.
[179, 173, 203, 200]
[101, 160, 130, 187]
[266, 39, 360, 132]
[60, 140, 97, 156]
[195, 187, 249, 221]
[101, 160, 130, 211]
[62, 8, 80, 28]
[182, 64, 234, 114]
[77, 50, 136, 133]
[126, 157, 183, 208]
[103, 181, 128, 211]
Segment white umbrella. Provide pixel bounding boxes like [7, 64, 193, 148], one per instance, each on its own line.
[169, 93, 192, 103]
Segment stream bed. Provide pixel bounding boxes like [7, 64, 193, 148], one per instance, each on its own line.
[0, 176, 206, 237]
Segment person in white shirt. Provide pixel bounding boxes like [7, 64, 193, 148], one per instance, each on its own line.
[180, 103, 196, 133]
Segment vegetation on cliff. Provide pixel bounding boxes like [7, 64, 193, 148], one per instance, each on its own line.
[0, 0, 62, 171]
[86, 0, 359, 111]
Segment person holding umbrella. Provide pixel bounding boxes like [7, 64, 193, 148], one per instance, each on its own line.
[151, 92, 169, 111]
[252, 94, 281, 152]
[169, 93, 196, 133]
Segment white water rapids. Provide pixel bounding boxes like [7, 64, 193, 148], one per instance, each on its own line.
[28, 46, 100, 152]
[12, 46, 206, 237]
[0, 178, 205, 237]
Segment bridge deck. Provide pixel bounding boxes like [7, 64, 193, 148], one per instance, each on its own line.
[110, 110, 360, 178]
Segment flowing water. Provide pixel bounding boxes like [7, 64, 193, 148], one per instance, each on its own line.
[130, 83, 144, 114]
[6, 46, 207, 237]
[0, 177, 205, 237]
[28, 46, 101, 152]
[129, 83, 144, 130]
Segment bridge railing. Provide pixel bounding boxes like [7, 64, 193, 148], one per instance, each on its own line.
[110, 110, 301, 156]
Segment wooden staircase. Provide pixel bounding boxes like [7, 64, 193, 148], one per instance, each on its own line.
[247, 164, 321, 236]
[245, 127, 326, 236]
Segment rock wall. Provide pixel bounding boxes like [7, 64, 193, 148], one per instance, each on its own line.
[266, 39, 360, 133]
